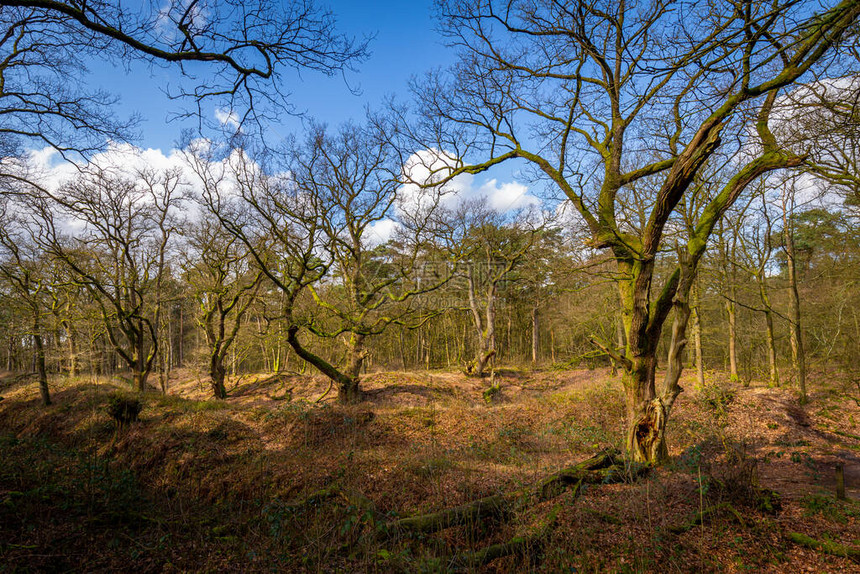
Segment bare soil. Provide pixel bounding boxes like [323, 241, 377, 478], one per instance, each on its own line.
[0, 367, 858, 572]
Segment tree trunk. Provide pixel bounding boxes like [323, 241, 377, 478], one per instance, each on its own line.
[465, 266, 496, 378]
[286, 325, 362, 403]
[531, 304, 539, 366]
[33, 333, 50, 406]
[726, 295, 740, 383]
[623, 356, 668, 464]
[344, 333, 366, 390]
[133, 369, 148, 393]
[721, 226, 741, 383]
[691, 278, 705, 388]
[133, 341, 150, 393]
[758, 277, 779, 388]
[210, 353, 227, 399]
[623, 259, 688, 465]
[398, 330, 406, 370]
[784, 220, 807, 403]
[179, 304, 184, 367]
[68, 329, 77, 378]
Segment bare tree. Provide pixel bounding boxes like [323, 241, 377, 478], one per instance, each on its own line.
[737, 187, 782, 388]
[35, 165, 184, 392]
[713, 216, 742, 383]
[0, 199, 53, 404]
[777, 175, 809, 402]
[444, 199, 540, 378]
[191, 123, 451, 402]
[182, 217, 262, 399]
[407, 0, 860, 462]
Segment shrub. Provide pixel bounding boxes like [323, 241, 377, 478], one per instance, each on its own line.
[106, 395, 142, 428]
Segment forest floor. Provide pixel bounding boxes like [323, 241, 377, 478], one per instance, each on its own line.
[0, 366, 858, 572]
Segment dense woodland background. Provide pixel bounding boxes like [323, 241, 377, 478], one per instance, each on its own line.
[1, 170, 857, 394]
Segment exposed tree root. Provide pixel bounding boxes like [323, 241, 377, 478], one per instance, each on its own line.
[386, 448, 626, 539]
[445, 503, 563, 571]
[382, 448, 645, 549]
[535, 449, 645, 500]
[787, 532, 860, 562]
[389, 494, 509, 534]
[315, 378, 334, 403]
[290, 449, 646, 569]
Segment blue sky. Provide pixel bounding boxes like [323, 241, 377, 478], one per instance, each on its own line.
[35, 0, 543, 222]
[87, 1, 453, 151]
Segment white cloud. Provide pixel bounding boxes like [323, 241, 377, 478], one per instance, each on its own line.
[27, 142, 193, 192]
[479, 179, 540, 211]
[215, 108, 241, 130]
[365, 218, 398, 247]
[399, 148, 540, 215]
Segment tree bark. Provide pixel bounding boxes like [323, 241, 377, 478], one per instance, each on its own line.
[33, 333, 50, 406]
[210, 353, 227, 399]
[286, 325, 362, 403]
[727, 294, 740, 383]
[691, 277, 705, 388]
[531, 304, 539, 365]
[466, 265, 497, 377]
[758, 277, 779, 388]
[623, 356, 668, 464]
[343, 333, 367, 399]
[783, 213, 807, 402]
[722, 226, 741, 383]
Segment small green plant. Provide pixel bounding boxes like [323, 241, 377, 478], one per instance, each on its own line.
[800, 493, 858, 523]
[673, 444, 704, 473]
[696, 382, 736, 419]
[483, 382, 501, 403]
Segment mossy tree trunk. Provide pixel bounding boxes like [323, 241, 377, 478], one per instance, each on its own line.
[759, 277, 780, 388]
[286, 325, 363, 403]
[691, 277, 705, 388]
[342, 332, 367, 402]
[615, 98, 803, 463]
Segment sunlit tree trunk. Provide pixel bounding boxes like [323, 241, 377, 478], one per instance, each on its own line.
[466, 264, 496, 378]
[727, 293, 740, 383]
[782, 192, 807, 402]
[531, 304, 539, 366]
[758, 276, 780, 388]
[691, 277, 705, 388]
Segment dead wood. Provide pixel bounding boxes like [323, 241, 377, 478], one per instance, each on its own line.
[788, 532, 860, 562]
[385, 449, 634, 540]
[285, 484, 383, 523]
[308, 449, 645, 570]
[534, 448, 642, 500]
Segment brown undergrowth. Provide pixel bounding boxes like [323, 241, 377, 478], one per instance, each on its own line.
[0, 368, 858, 572]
